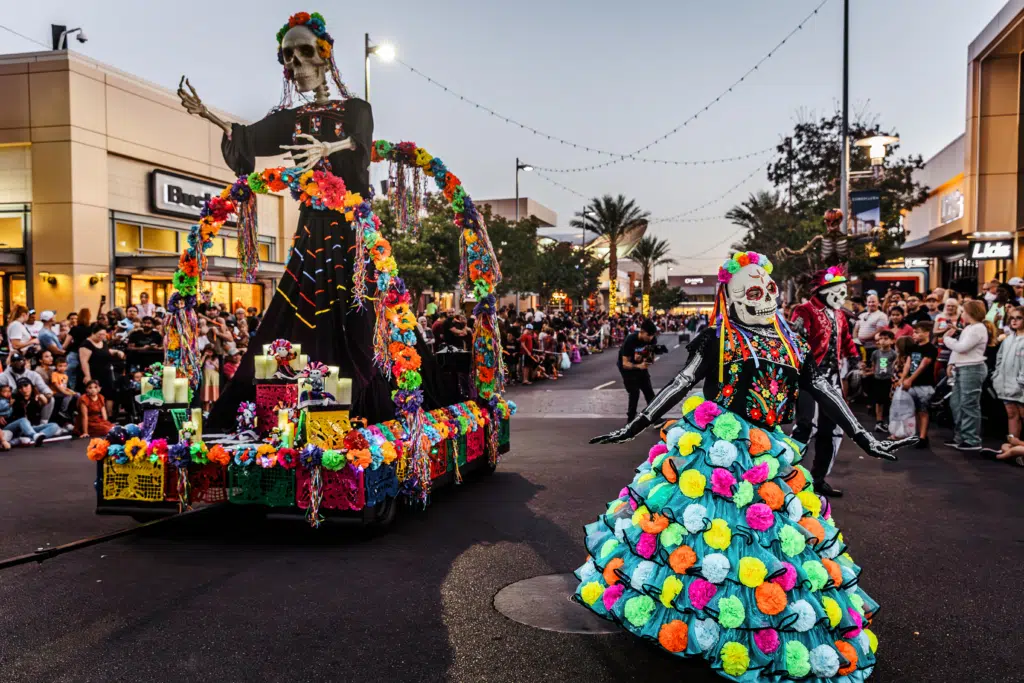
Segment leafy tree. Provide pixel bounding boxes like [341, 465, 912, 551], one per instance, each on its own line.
[570, 194, 650, 312]
[374, 195, 460, 302]
[630, 235, 678, 297]
[727, 191, 821, 283]
[478, 204, 539, 298]
[533, 242, 605, 303]
[649, 280, 684, 311]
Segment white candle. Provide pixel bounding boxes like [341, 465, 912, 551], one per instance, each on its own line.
[278, 409, 289, 431]
[263, 344, 272, 356]
[174, 378, 189, 404]
[292, 343, 301, 357]
[296, 354, 309, 372]
[191, 408, 203, 439]
[162, 366, 177, 403]
[336, 377, 353, 405]
[140, 378, 152, 396]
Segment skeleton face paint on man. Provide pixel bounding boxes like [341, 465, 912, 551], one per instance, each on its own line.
[281, 25, 328, 93]
[726, 263, 780, 326]
[817, 282, 848, 311]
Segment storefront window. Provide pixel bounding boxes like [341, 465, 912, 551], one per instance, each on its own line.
[142, 227, 178, 254]
[206, 238, 225, 257]
[231, 282, 264, 312]
[224, 239, 238, 259]
[115, 279, 128, 309]
[205, 281, 231, 309]
[115, 223, 141, 254]
[10, 275, 26, 309]
[259, 243, 271, 262]
[0, 216, 24, 250]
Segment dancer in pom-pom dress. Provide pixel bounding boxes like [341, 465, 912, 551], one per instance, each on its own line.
[577, 251, 915, 682]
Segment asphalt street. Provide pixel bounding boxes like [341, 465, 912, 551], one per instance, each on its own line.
[0, 340, 1021, 683]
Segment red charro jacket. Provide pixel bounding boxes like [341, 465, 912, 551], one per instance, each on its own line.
[790, 296, 857, 366]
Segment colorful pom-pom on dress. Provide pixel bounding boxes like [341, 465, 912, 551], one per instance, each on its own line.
[575, 327, 879, 682]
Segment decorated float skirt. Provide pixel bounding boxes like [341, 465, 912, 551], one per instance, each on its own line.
[574, 398, 879, 682]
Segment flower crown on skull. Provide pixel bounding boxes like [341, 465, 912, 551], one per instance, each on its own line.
[810, 264, 848, 292]
[302, 361, 330, 380]
[717, 251, 773, 285]
[276, 12, 333, 63]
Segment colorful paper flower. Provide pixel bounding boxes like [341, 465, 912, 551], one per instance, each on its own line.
[87, 438, 109, 462]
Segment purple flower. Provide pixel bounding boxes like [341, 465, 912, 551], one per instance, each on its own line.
[300, 444, 323, 470]
[167, 442, 191, 469]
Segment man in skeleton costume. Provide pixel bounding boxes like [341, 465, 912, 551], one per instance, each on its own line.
[576, 251, 913, 683]
[789, 265, 858, 498]
[177, 12, 455, 429]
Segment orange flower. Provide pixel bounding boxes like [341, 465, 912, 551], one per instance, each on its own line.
[207, 444, 230, 466]
[757, 482, 785, 511]
[371, 238, 392, 264]
[658, 621, 689, 653]
[755, 581, 787, 615]
[668, 545, 696, 575]
[799, 517, 826, 545]
[822, 558, 843, 589]
[476, 365, 496, 384]
[836, 641, 859, 676]
[785, 467, 807, 494]
[748, 428, 771, 455]
[661, 457, 678, 483]
[395, 345, 421, 372]
[179, 257, 199, 278]
[87, 438, 109, 461]
[388, 342, 406, 359]
[602, 557, 624, 585]
[347, 448, 372, 469]
[639, 512, 669, 534]
[289, 12, 310, 26]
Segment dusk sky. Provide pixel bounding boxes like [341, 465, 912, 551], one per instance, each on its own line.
[0, 0, 1009, 276]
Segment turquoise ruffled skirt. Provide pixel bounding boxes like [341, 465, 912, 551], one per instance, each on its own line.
[574, 398, 879, 682]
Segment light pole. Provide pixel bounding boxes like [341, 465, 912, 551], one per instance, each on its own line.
[515, 158, 532, 223]
[579, 207, 595, 248]
[839, 0, 850, 235]
[363, 33, 395, 103]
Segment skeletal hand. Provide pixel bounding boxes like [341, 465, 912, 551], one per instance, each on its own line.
[281, 134, 356, 172]
[177, 76, 207, 117]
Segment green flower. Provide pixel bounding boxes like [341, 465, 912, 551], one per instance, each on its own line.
[172, 271, 198, 295]
[785, 641, 810, 677]
[189, 443, 207, 464]
[732, 480, 754, 508]
[647, 482, 674, 511]
[779, 525, 806, 558]
[659, 522, 685, 548]
[802, 560, 828, 591]
[599, 538, 619, 559]
[752, 454, 779, 480]
[398, 371, 422, 391]
[712, 413, 741, 441]
[725, 260, 742, 274]
[717, 595, 745, 628]
[624, 595, 656, 627]
[247, 171, 267, 194]
[321, 449, 345, 471]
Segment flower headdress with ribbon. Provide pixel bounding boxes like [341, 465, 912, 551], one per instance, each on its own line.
[711, 251, 801, 381]
[808, 264, 848, 292]
[273, 11, 351, 110]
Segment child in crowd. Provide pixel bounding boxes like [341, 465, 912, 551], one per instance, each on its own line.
[223, 349, 241, 381]
[900, 321, 937, 448]
[201, 346, 220, 412]
[76, 379, 113, 438]
[863, 329, 897, 431]
[49, 357, 78, 426]
[0, 385, 14, 450]
[891, 336, 914, 400]
[12, 378, 64, 445]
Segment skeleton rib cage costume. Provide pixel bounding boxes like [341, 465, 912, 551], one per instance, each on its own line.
[576, 252, 910, 682]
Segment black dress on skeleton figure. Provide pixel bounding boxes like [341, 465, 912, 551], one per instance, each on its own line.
[206, 98, 457, 430]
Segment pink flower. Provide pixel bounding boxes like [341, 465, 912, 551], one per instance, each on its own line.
[718, 268, 732, 284]
[618, 487, 630, 499]
[648, 443, 668, 463]
[748, 252, 761, 265]
[772, 562, 797, 591]
[822, 498, 832, 520]
[694, 401, 722, 429]
[602, 583, 625, 610]
[742, 462, 770, 484]
[745, 502, 775, 531]
[313, 170, 347, 208]
[769, 380, 779, 394]
[711, 468, 736, 497]
[846, 608, 863, 637]
[754, 628, 780, 653]
[629, 498, 638, 511]
[636, 532, 657, 558]
[688, 578, 718, 611]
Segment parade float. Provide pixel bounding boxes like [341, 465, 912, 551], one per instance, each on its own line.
[87, 10, 515, 528]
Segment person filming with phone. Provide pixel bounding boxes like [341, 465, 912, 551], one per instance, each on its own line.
[618, 319, 661, 423]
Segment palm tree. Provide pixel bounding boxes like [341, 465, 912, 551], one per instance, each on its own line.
[570, 194, 650, 313]
[629, 235, 677, 297]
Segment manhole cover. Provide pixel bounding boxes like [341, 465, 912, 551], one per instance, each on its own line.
[493, 573, 620, 634]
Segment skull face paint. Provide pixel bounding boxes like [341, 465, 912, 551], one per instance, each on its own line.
[817, 282, 848, 311]
[726, 263, 779, 326]
[281, 25, 328, 93]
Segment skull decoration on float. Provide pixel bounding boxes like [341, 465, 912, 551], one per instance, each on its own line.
[583, 250, 914, 683]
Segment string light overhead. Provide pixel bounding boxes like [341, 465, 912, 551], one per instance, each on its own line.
[651, 163, 768, 223]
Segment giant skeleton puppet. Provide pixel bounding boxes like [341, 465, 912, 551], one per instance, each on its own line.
[175, 12, 453, 429]
[789, 264, 858, 497]
[581, 252, 913, 682]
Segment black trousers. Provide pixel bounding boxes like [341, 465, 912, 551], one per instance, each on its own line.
[622, 371, 655, 422]
[791, 389, 843, 483]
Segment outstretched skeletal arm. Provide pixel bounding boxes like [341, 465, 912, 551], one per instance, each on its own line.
[177, 76, 231, 137]
[776, 235, 823, 261]
[590, 334, 714, 445]
[279, 134, 356, 172]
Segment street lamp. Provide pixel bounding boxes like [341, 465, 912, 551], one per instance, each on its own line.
[515, 158, 533, 223]
[51, 25, 87, 50]
[854, 135, 899, 170]
[364, 33, 396, 103]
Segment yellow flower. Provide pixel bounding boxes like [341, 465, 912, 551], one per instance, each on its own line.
[463, 229, 478, 244]
[414, 148, 433, 167]
[738, 556, 767, 587]
[631, 505, 650, 526]
[304, 182, 321, 198]
[797, 490, 822, 518]
[678, 432, 702, 456]
[682, 395, 704, 414]
[299, 170, 314, 185]
[822, 595, 842, 627]
[678, 469, 706, 498]
[704, 518, 732, 549]
[865, 628, 878, 653]
[580, 582, 604, 606]
[660, 575, 683, 608]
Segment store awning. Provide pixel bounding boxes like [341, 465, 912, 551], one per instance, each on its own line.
[115, 255, 286, 278]
[0, 251, 25, 266]
[900, 232, 967, 258]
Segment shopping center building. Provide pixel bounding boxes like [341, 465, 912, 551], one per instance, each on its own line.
[0, 49, 293, 317]
[902, 0, 1024, 290]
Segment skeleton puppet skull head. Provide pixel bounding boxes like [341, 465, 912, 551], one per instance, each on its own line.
[281, 25, 327, 93]
[817, 282, 848, 311]
[306, 367, 327, 393]
[726, 263, 779, 326]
